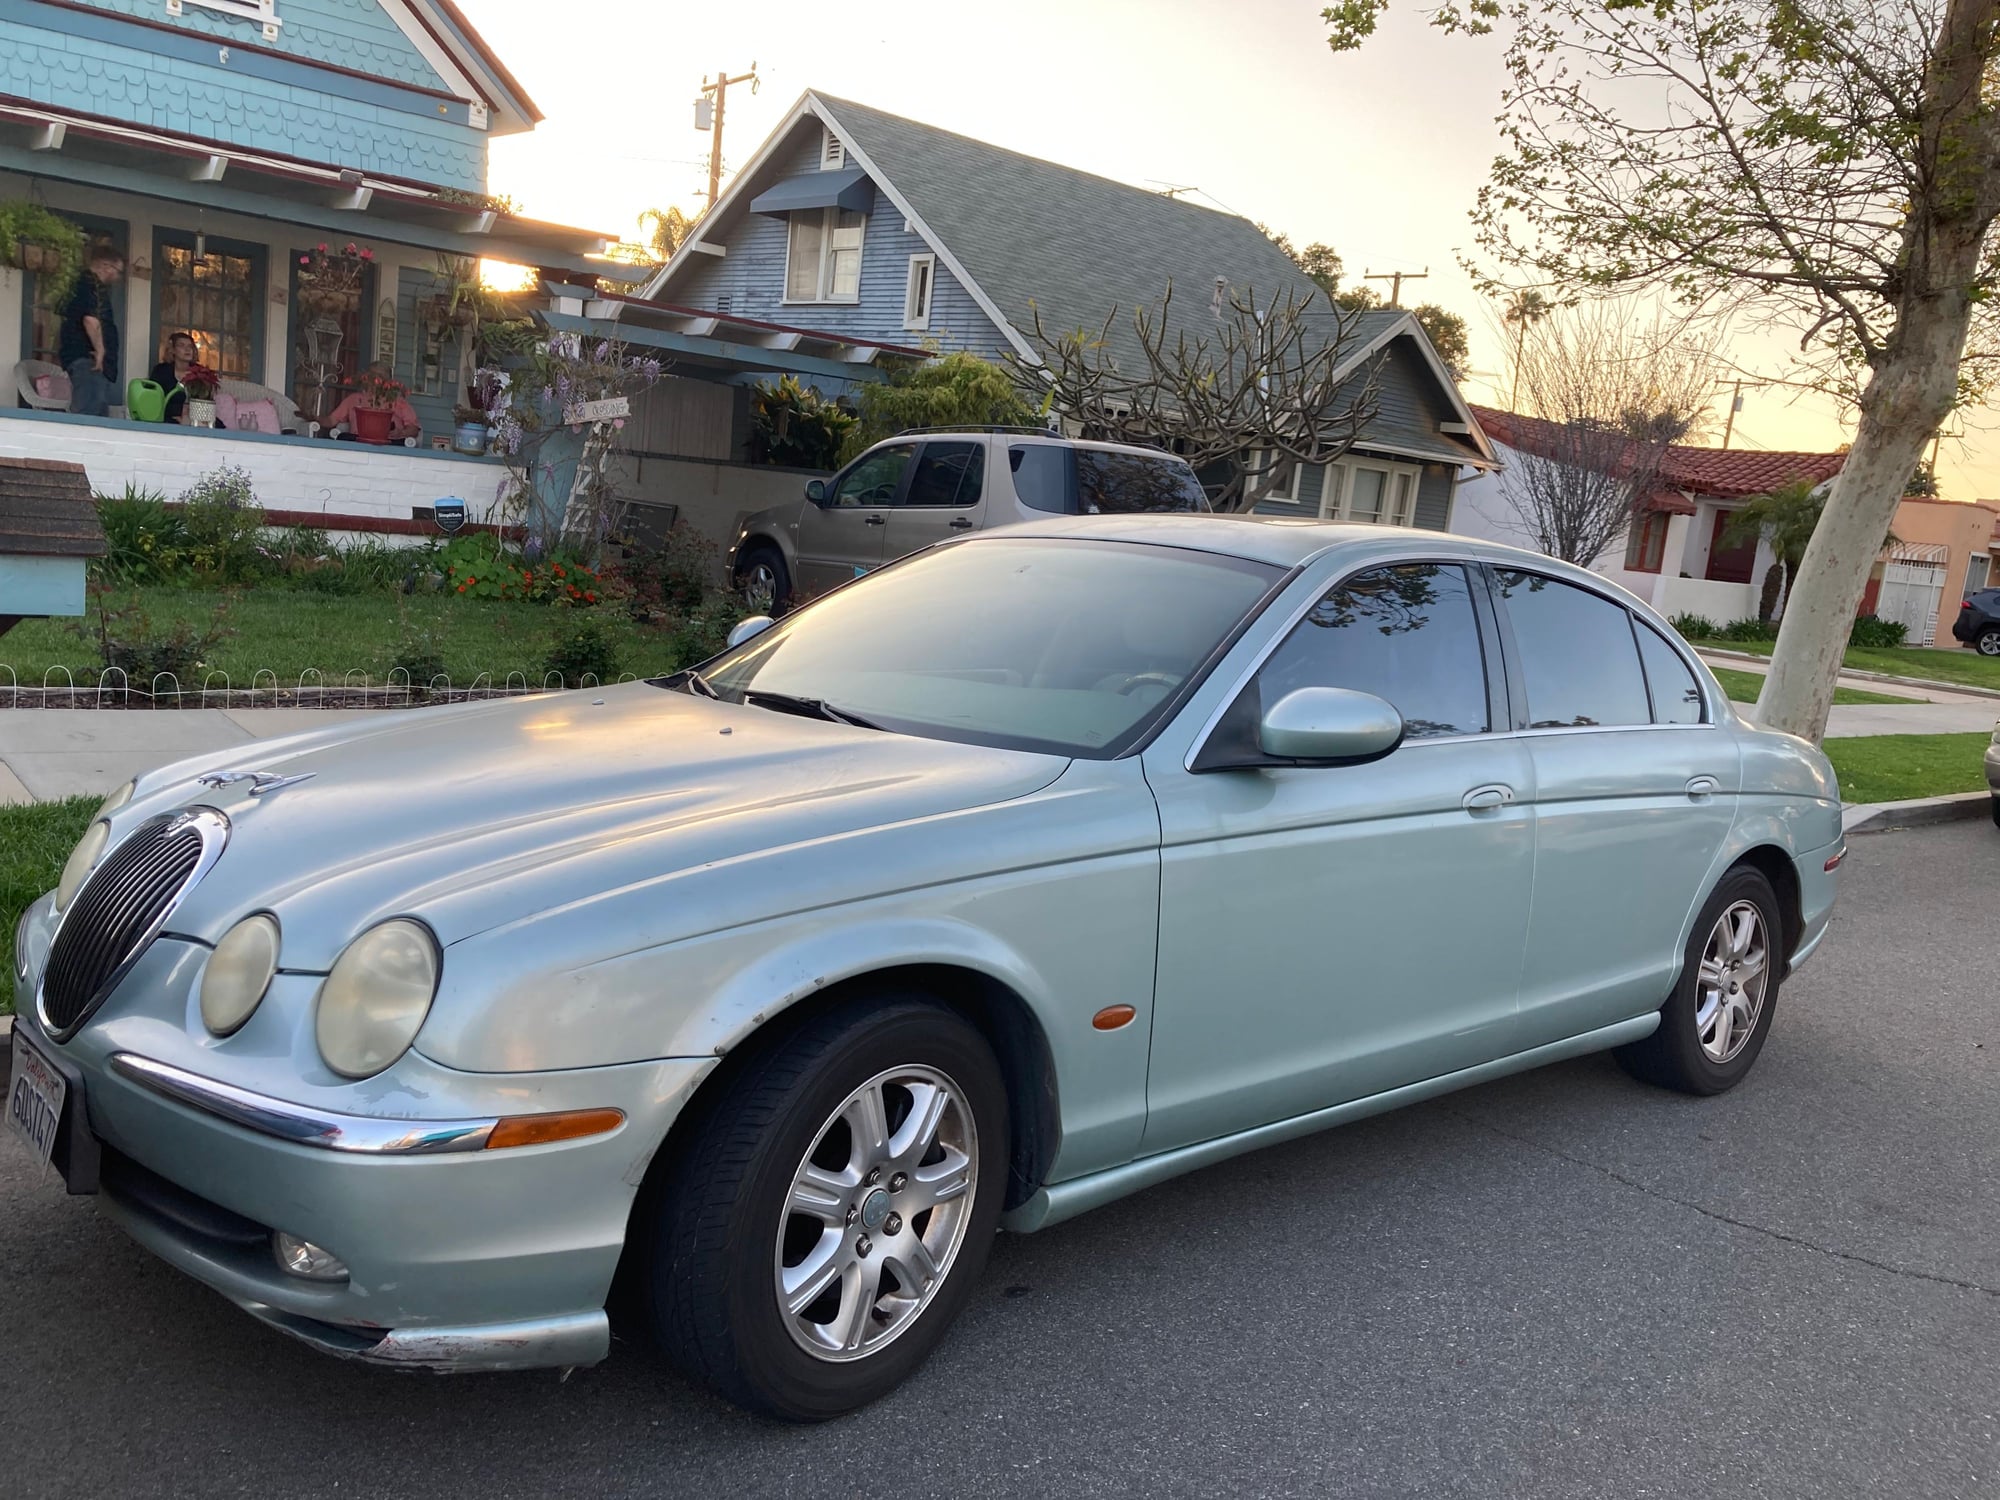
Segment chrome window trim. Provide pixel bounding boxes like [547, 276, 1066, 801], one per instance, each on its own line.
[39, 808, 231, 1043]
[109, 1053, 498, 1154]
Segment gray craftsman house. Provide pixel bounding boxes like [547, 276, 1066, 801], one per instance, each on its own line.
[639, 91, 1495, 528]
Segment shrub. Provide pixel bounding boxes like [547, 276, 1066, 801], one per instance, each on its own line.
[95, 486, 177, 584]
[606, 521, 718, 620]
[665, 604, 739, 671]
[1716, 616, 1779, 642]
[82, 589, 233, 689]
[441, 532, 603, 605]
[543, 616, 620, 687]
[840, 351, 1041, 463]
[95, 467, 268, 585]
[749, 375, 855, 469]
[1849, 614, 1909, 649]
[382, 602, 449, 686]
[1667, 612, 1719, 640]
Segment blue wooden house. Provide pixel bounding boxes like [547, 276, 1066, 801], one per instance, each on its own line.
[0, 0, 621, 528]
[643, 91, 1496, 527]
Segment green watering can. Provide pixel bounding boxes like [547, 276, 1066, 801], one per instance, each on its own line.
[125, 378, 179, 423]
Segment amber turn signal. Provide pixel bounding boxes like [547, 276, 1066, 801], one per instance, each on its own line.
[1091, 1005, 1137, 1031]
[483, 1107, 625, 1150]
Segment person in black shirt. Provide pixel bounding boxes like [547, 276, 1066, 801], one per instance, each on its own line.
[59, 248, 124, 417]
[148, 331, 198, 424]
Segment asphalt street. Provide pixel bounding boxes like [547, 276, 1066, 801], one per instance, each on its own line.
[2, 819, 1995, 1498]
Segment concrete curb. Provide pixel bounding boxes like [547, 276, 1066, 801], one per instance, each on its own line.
[1698, 646, 2000, 702]
[1, 1013, 11, 1073]
[1842, 791, 1992, 835]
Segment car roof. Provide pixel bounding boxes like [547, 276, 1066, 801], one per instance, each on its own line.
[968, 513, 1624, 582]
[871, 431, 1193, 464]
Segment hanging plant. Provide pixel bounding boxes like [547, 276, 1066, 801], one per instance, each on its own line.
[0, 200, 87, 304]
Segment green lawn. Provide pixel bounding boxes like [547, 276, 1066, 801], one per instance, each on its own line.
[1698, 638, 2000, 692]
[1822, 733, 1994, 805]
[0, 587, 724, 689]
[0, 796, 95, 1016]
[1706, 665, 1918, 707]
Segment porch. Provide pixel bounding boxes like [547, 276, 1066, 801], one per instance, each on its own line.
[1614, 499, 1771, 624]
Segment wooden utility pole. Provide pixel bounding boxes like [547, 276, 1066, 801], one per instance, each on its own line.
[698, 64, 759, 211]
[1363, 267, 1427, 307]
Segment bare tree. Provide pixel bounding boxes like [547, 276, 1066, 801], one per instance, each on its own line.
[1009, 282, 1387, 511]
[1494, 305, 1721, 566]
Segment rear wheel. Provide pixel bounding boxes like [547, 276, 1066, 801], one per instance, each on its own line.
[1977, 626, 2000, 657]
[1989, 794, 2000, 829]
[1616, 866, 1783, 1095]
[640, 994, 1007, 1420]
[735, 544, 791, 614]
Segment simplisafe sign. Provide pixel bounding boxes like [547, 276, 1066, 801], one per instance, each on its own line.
[433, 497, 467, 534]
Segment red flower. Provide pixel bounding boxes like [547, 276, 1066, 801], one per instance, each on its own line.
[553, 565, 566, 577]
[466, 576, 477, 586]
[359, 248, 374, 261]
[585, 591, 597, 603]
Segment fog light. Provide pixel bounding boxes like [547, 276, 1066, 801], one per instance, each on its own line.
[274, 1231, 349, 1282]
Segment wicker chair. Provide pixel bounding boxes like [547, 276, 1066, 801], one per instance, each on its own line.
[15, 358, 69, 411]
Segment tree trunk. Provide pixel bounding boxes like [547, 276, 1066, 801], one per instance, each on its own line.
[1753, 0, 1997, 743]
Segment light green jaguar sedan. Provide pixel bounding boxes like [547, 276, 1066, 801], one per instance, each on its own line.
[8, 516, 1841, 1420]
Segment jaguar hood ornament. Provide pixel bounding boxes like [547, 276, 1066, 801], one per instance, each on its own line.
[195, 769, 318, 797]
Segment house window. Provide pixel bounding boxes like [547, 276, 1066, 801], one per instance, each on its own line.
[154, 231, 264, 381]
[785, 207, 865, 303]
[820, 128, 846, 171]
[1624, 511, 1671, 573]
[1321, 458, 1420, 526]
[904, 254, 935, 330]
[1248, 450, 1305, 505]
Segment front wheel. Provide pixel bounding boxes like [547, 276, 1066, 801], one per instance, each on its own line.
[1616, 866, 1783, 1095]
[640, 995, 1008, 1420]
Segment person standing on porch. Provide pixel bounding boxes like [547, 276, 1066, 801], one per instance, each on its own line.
[60, 247, 125, 417]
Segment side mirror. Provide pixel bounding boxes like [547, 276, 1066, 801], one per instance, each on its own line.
[726, 615, 776, 649]
[1259, 687, 1403, 763]
[804, 479, 827, 504]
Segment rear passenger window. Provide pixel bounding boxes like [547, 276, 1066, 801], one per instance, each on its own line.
[1634, 622, 1706, 725]
[1259, 563, 1490, 738]
[1009, 445, 1072, 513]
[905, 442, 984, 508]
[1493, 570, 1651, 728]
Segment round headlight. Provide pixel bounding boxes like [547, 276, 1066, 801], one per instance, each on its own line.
[201, 914, 281, 1037]
[54, 821, 110, 913]
[314, 919, 440, 1079]
[97, 780, 135, 819]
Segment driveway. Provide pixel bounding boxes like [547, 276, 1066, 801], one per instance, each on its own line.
[1, 821, 1995, 1498]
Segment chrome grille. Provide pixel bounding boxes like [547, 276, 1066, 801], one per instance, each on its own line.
[38, 809, 228, 1040]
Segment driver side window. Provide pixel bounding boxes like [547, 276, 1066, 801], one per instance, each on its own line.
[1258, 563, 1492, 739]
[831, 446, 913, 508]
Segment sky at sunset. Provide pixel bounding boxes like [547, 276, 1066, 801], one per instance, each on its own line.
[463, 0, 2000, 504]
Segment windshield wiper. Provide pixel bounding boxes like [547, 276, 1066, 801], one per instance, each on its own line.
[743, 689, 882, 730]
[662, 668, 720, 699]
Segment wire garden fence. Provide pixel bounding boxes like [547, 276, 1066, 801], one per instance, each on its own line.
[0, 665, 642, 711]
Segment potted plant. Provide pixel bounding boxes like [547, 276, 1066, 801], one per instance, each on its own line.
[179, 362, 221, 428]
[296, 241, 374, 314]
[0, 200, 87, 305]
[351, 366, 407, 444]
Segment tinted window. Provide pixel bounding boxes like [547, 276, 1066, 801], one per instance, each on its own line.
[1075, 450, 1210, 513]
[701, 539, 1280, 757]
[1009, 444, 1072, 513]
[905, 442, 984, 508]
[831, 446, 912, 508]
[1259, 563, 1490, 738]
[1493, 570, 1651, 728]
[1634, 622, 1706, 725]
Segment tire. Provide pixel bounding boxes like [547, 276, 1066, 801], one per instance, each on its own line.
[640, 994, 1008, 1421]
[1989, 794, 2000, 829]
[735, 543, 791, 614]
[1977, 626, 2000, 657]
[1615, 866, 1784, 1096]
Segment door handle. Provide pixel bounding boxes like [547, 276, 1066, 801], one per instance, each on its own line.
[862, 514, 887, 526]
[1462, 784, 1513, 812]
[949, 516, 975, 530]
[1685, 775, 1720, 800]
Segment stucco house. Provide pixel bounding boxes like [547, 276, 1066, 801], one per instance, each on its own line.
[635, 90, 1496, 529]
[0, 0, 622, 529]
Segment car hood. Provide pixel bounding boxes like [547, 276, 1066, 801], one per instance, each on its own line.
[139, 682, 1068, 965]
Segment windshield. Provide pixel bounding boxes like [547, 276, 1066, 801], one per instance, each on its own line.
[693, 538, 1282, 757]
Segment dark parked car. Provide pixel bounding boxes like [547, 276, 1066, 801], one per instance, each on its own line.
[1950, 588, 2000, 656]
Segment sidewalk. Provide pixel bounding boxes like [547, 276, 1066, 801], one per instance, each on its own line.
[0, 709, 379, 802]
[1695, 651, 2000, 738]
[1696, 649, 2000, 705]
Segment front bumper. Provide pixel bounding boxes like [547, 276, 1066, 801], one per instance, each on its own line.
[1984, 740, 2000, 796]
[12, 915, 716, 1373]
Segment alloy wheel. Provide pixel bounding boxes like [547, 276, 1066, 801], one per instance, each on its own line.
[1695, 900, 1769, 1064]
[742, 562, 779, 613]
[774, 1065, 978, 1362]
[1979, 629, 2000, 657]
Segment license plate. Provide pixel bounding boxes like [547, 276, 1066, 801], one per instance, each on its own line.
[7, 1031, 67, 1168]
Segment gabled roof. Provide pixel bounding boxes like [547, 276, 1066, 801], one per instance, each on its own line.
[649, 92, 1493, 466]
[1468, 404, 1847, 500]
[404, 0, 542, 130]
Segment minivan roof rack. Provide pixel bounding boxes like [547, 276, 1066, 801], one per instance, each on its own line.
[892, 424, 1061, 436]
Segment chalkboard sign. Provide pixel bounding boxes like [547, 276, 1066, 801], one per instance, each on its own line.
[433, 497, 467, 534]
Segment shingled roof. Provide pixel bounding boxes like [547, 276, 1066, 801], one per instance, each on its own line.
[0, 457, 106, 557]
[1468, 404, 1847, 501]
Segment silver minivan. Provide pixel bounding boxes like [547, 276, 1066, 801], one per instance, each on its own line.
[727, 427, 1211, 609]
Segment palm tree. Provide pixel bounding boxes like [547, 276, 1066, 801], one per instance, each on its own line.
[1722, 479, 1896, 623]
[1503, 290, 1552, 407]
[637, 206, 700, 264]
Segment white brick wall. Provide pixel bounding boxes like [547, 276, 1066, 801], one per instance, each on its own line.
[0, 413, 514, 526]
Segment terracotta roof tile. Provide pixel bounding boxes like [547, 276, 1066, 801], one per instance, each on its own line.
[0, 457, 106, 557]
